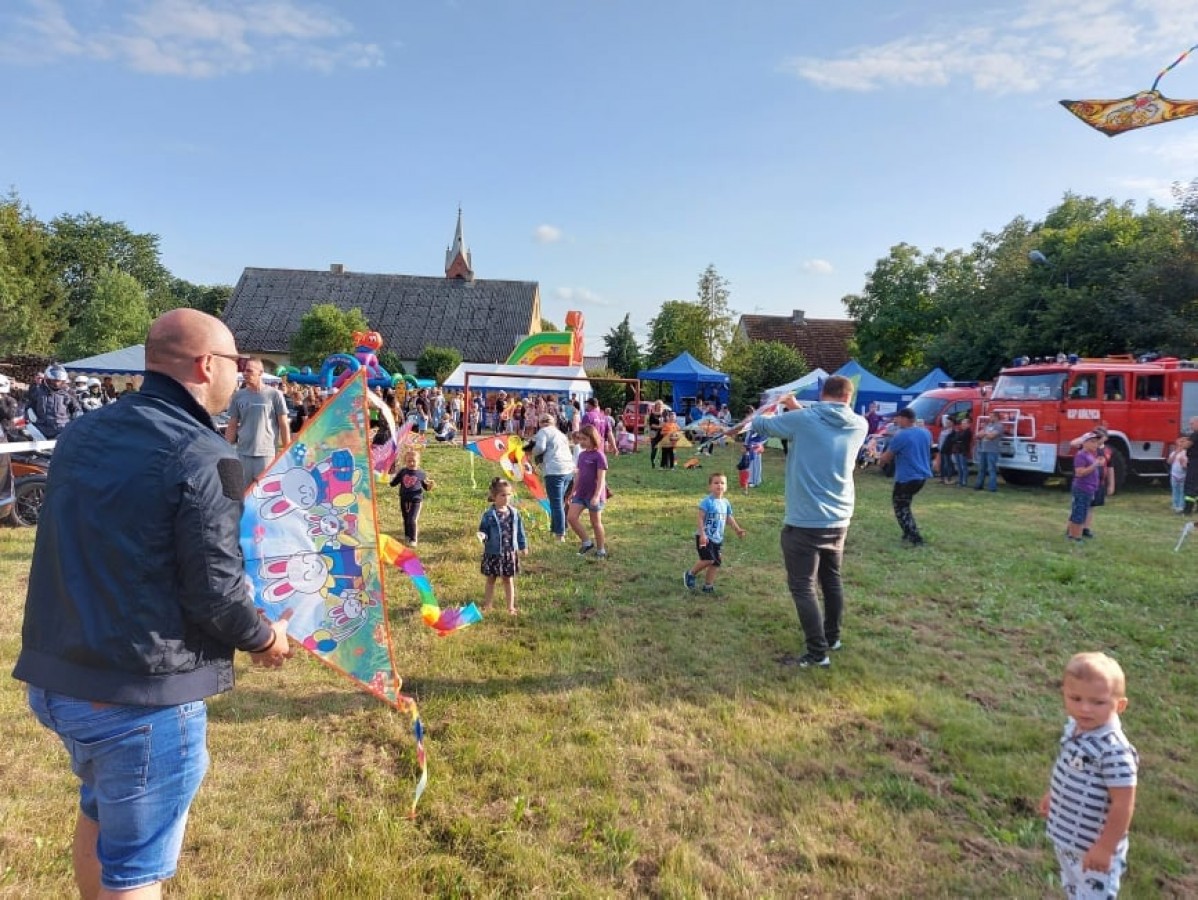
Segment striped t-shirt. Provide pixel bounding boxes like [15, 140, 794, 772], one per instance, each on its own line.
[1046, 717, 1138, 853]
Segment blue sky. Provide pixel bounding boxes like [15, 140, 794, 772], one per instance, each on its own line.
[4, 1, 1198, 354]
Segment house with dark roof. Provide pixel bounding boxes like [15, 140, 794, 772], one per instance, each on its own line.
[222, 211, 541, 368]
[736, 310, 855, 373]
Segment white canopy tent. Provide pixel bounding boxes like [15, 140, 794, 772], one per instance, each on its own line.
[761, 368, 829, 400]
[441, 363, 592, 398]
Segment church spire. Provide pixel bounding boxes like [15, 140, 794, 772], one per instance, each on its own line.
[444, 207, 474, 281]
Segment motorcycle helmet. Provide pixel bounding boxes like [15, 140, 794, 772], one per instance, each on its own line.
[74, 375, 89, 387]
[45, 365, 68, 383]
[0, 374, 10, 394]
[88, 377, 101, 388]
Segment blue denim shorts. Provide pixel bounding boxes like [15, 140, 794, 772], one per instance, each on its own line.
[570, 497, 605, 512]
[27, 687, 209, 891]
[1069, 489, 1093, 525]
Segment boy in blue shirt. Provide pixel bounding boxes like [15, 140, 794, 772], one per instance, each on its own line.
[879, 408, 934, 546]
[684, 473, 746, 594]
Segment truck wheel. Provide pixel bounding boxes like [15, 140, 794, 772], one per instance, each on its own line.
[10, 474, 47, 527]
[999, 469, 1048, 487]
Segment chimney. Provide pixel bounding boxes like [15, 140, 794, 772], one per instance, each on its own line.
[792, 309, 805, 325]
[330, 263, 345, 274]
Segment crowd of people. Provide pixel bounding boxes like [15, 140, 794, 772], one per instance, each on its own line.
[0, 366, 141, 441]
[6, 324, 1151, 896]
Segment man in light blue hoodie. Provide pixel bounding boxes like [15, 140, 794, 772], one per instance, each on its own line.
[752, 375, 868, 668]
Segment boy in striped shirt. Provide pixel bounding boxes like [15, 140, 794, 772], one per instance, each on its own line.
[1039, 652, 1138, 898]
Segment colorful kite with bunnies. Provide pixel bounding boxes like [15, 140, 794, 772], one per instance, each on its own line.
[239, 371, 480, 814]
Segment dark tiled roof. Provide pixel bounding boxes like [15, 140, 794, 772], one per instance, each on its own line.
[223, 268, 541, 363]
[737, 314, 856, 373]
[583, 354, 609, 371]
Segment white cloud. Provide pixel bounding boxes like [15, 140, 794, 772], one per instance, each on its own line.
[779, 0, 1198, 94]
[554, 286, 607, 306]
[0, 0, 383, 76]
[1113, 176, 1176, 202]
[801, 259, 834, 275]
[534, 224, 563, 244]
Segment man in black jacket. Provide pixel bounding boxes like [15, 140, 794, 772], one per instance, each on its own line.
[14, 308, 292, 898]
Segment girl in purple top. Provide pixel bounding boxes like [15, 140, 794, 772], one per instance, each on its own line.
[568, 424, 609, 559]
[1067, 433, 1102, 542]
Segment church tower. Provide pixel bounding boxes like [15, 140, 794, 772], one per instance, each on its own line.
[444, 207, 474, 281]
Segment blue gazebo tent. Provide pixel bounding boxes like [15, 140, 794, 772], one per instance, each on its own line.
[637, 352, 729, 412]
[62, 344, 146, 376]
[797, 359, 912, 413]
[905, 366, 955, 395]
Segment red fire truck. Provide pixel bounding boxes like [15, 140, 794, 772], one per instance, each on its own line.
[979, 355, 1198, 486]
[905, 382, 990, 446]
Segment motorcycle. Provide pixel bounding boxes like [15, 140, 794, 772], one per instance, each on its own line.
[3, 419, 52, 527]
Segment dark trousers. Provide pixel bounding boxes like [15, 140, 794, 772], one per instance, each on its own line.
[780, 526, 847, 658]
[400, 496, 422, 542]
[660, 446, 675, 469]
[892, 479, 926, 539]
[649, 435, 662, 467]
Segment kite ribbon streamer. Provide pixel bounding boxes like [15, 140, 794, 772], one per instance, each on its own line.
[1152, 43, 1198, 92]
[380, 535, 484, 635]
[366, 390, 415, 476]
[1175, 521, 1194, 552]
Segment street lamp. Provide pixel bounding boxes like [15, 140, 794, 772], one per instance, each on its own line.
[1028, 249, 1070, 288]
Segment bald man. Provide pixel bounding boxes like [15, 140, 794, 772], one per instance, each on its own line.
[224, 357, 290, 484]
[15, 309, 292, 899]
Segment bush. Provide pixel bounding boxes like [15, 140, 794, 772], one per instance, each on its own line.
[416, 346, 462, 384]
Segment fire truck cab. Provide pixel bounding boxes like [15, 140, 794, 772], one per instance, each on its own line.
[905, 382, 989, 446]
[980, 355, 1198, 486]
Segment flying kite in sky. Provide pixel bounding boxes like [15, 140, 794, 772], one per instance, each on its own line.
[1061, 44, 1198, 136]
[240, 371, 480, 813]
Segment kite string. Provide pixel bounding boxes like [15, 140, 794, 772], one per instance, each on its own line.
[1152, 43, 1198, 92]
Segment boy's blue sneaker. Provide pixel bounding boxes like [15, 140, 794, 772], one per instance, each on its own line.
[683, 570, 696, 590]
[701, 585, 715, 594]
[578, 541, 594, 556]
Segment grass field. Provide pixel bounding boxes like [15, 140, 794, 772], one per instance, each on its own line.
[1, 441, 1196, 898]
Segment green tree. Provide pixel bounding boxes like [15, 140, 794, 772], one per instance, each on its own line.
[695, 263, 735, 364]
[586, 367, 627, 414]
[378, 349, 406, 377]
[166, 278, 233, 317]
[0, 191, 63, 354]
[289, 304, 369, 368]
[646, 300, 710, 367]
[602, 313, 642, 377]
[843, 243, 949, 381]
[540, 318, 560, 332]
[56, 268, 151, 360]
[722, 336, 807, 416]
[49, 213, 172, 322]
[416, 346, 462, 384]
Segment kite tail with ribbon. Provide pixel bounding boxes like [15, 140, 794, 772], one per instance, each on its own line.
[380, 535, 483, 634]
[1152, 43, 1198, 92]
[397, 694, 428, 816]
[1175, 520, 1194, 552]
